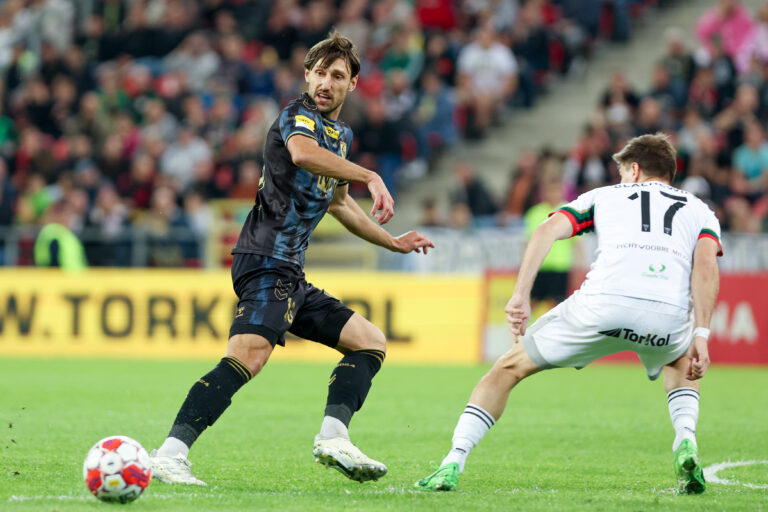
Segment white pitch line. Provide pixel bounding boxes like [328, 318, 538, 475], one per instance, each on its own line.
[703, 460, 768, 489]
[8, 492, 225, 502]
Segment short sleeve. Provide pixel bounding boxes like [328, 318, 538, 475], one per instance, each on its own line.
[697, 207, 723, 256]
[279, 102, 320, 144]
[551, 189, 598, 237]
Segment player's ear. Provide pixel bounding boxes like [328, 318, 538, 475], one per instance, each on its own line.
[304, 68, 310, 84]
[347, 75, 358, 92]
[631, 162, 641, 182]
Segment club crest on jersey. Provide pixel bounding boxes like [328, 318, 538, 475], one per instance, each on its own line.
[642, 262, 670, 280]
[294, 115, 316, 131]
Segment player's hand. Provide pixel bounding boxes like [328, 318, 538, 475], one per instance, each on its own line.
[685, 336, 710, 380]
[505, 294, 531, 339]
[367, 174, 394, 224]
[393, 231, 435, 254]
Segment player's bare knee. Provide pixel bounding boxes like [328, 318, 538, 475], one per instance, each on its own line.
[338, 315, 387, 354]
[366, 325, 387, 354]
[226, 334, 272, 377]
[491, 349, 535, 385]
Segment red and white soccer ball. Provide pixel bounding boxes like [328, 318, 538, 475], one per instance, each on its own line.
[83, 435, 152, 503]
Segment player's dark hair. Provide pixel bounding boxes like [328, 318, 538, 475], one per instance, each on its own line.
[612, 132, 677, 182]
[304, 30, 360, 78]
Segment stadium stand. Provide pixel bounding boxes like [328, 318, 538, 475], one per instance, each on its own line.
[495, 0, 768, 238]
[0, 0, 753, 269]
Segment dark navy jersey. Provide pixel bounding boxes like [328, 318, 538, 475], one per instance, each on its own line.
[232, 93, 353, 267]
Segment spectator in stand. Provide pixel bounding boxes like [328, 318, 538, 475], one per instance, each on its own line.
[709, 38, 739, 112]
[419, 197, 447, 228]
[262, 4, 300, 61]
[662, 27, 697, 88]
[524, 175, 581, 310]
[160, 123, 212, 193]
[563, 124, 613, 195]
[451, 162, 498, 225]
[381, 26, 424, 84]
[0, 159, 15, 264]
[299, 0, 336, 49]
[66, 91, 113, 149]
[696, 0, 757, 73]
[688, 66, 720, 119]
[336, 0, 372, 56]
[633, 97, 672, 137]
[85, 182, 130, 266]
[503, 149, 540, 222]
[511, 0, 552, 92]
[184, 186, 214, 241]
[744, 2, 768, 65]
[356, 97, 403, 195]
[118, 153, 154, 210]
[448, 201, 472, 230]
[601, 71, 641, 125]
[164, 33, 221, 93]
[136, 185, 196, 267]
[422, 32, 458, 87]
[142, 98, 178, 144]
[648, 63, 687, 112]
[384, 70, 417, 124]
[228, 160, 261, 200]
[456, 22, 518, 139]
[732, 119, 768, 201]
[33, 200, 88, 272]
[412, 69, 458, 166]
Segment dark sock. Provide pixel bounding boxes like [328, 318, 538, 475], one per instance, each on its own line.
[168, 356, 252, 447]
[324, 349, 385, 426]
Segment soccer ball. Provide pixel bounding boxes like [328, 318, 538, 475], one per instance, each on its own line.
[83, 435, 152, 503]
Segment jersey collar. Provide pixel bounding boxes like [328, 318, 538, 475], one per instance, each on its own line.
[300, 93, 339, 126]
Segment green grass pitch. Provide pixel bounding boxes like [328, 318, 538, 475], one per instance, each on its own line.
[1, 358, 766, 511]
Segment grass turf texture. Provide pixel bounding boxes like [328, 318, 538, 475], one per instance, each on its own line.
[1, 359, 766, 511]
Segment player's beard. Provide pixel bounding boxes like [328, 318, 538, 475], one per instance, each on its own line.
[312, 88, 344, 115]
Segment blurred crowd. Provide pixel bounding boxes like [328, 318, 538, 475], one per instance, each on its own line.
[0, 0, 663, 267]
[434, 0, 768, 235]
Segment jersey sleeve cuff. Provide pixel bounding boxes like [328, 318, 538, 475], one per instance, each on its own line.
[698, 230, 723, 256]
[550, 209, 578, 237]
[284, 130, 318, 145]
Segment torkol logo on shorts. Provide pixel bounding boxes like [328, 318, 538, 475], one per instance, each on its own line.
[599, 328, 671, 346]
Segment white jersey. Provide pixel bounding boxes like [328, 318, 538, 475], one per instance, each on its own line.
[556, 181, 722, 309]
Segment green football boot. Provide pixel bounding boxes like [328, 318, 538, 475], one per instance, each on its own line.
[414, 463, 460, 491]
[673, 439, 705, 494]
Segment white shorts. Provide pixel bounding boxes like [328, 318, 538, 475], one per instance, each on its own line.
[521, 291, 694, 380]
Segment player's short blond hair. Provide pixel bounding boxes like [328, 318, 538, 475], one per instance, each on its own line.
[612, 133, 677, 182]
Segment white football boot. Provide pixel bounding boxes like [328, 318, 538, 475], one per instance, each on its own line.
[149, 450, 207, 486]
[312, 436, 387, 482]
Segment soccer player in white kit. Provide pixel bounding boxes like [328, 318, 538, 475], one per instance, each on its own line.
[415, 133, 721, 494]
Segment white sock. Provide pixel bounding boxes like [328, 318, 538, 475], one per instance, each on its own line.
[157, 437, 190, 458]
[667, 387, 699, 451]
[441, 404, 495, 472]
[318, 416, 349, 440]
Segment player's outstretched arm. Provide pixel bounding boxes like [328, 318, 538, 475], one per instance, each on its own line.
[687, 238, 720, 380]
[287, 134, 394, 224]
[327, 184, 434, 254]
[506, 212, 572, 337]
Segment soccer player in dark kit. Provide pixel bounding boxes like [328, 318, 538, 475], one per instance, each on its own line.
[149, 32, 434, 485]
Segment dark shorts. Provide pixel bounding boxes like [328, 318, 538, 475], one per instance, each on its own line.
[229, 253, 355, 347]
[530, 271, 569, 303]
